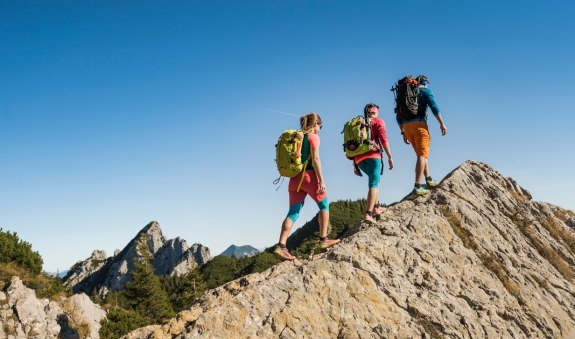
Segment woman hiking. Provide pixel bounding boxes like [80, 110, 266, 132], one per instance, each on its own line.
[353, 103, 394, 222]
[274, 112, 340, 261]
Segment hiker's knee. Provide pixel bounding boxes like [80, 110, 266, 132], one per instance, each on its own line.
[368, 174, 380, 188]
[287, 202, 304, 222]
[317, 197, 329, 211]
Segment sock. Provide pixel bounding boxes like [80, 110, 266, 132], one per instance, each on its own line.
[415, 183, 422, 189]
[319, 236, 327, 242]
[277, 243, 286, 249]
[426, 176, 433, 182]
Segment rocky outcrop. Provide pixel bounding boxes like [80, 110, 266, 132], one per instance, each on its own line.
[220, 245, 261, 258]
[125, 161, 575, 338]
[64, 221, 212, 297]
[63, 250, 109, 290]
[60, 293, 107, 338]
[0, 276, 106, 338]
[167, 243, 212, 277]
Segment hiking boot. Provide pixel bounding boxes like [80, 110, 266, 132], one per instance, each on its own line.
[405, 186, 430, 200]
[273, 245, 296, 261]
[414, 186, 431, 195]
[424, 179, 439, 189]
[319, 238, 340, 249]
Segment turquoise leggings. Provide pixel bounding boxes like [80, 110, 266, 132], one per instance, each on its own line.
[358, 158, 382, 188]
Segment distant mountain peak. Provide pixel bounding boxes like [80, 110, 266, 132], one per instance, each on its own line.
[220, 245, 260, 258]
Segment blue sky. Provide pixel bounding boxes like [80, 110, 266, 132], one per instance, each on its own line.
[1, 1, 574, 272]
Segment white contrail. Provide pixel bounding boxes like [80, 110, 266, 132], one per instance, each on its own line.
[259, 107, 300, 117]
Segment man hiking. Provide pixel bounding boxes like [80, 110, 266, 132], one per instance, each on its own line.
[396, 75, 447, 199]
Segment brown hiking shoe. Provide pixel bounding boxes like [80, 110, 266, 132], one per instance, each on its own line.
[319, 238, 340, 249]
[273, 245, 296, 261]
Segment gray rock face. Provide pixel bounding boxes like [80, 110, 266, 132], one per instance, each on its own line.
[64, 221, 212, 296]
[167, 243, 212, 277]
[1, 276, 106, 338]
[125, 161, 575, 338]
[153, 238, 189, 275]
[63, 250, 109, 290]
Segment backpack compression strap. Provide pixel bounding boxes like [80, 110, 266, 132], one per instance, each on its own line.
[296, 158, 309, 192]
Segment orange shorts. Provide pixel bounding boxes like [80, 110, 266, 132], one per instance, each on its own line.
[403, 121, 430, 158]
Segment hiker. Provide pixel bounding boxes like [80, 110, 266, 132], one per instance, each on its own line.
[274, 113, 340, 260]
[352, 103, 394, 222]
[274, 112, 339, 260]
[396, 75, 447, 198]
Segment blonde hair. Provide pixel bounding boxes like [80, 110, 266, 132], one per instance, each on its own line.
[300, 112, 322, 133]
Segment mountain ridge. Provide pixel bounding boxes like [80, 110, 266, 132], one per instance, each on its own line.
[63, 221, 212, 296]
[125, 160, 575, 338]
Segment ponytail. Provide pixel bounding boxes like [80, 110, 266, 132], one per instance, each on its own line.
[300, 112, 322, 133]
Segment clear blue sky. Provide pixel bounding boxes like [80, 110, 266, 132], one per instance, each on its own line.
[2, 1, 574, 272]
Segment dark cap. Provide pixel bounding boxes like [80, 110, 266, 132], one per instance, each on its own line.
[416, 75, 429, 84]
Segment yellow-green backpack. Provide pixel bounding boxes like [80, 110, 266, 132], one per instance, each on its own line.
[342, 116, 379, 159]
[275, 130, 309, 178]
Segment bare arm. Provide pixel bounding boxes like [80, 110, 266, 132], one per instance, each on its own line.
[310, 145, 326, 194]
[434, 114, 447, 135]
[382, 143, 394, 170]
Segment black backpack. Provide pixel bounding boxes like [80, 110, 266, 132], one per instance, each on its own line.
[391, 75, 420, 122]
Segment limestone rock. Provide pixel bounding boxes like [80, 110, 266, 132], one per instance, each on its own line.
[168, 243, 212, 277]
[64, 221, 212, 296]
[1, 276, 108, 338]
[4, 276, 62, 338]
[60, 293, 106, 338]
[153, 237, 189, 275]
[125, 160, 575, 338]
[63, 250, 109, 289]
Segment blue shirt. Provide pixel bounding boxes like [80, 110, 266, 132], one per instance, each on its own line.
[396, 87, 441, 126]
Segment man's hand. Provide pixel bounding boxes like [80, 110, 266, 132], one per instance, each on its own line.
[353, 163, 362, 176]
[388, 157, 394, 170]
[440, 123, 447, 136]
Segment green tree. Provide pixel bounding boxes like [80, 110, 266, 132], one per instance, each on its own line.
[123, 237, 175, 323]
[169, 269, 208, 312]
[0, 228, 43, 275]
[99, 308, 149, 339]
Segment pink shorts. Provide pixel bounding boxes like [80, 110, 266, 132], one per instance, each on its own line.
[288, 170, 327, 205]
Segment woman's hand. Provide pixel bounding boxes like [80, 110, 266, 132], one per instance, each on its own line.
[388, 157, 394, 170]
[317, 181, 327, 194]
[353, 164, 361, 176]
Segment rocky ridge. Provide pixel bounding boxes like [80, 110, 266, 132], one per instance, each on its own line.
[125, 161, 575, 338]
[0, 276, 106, 338]
[63, 222, 212, 297]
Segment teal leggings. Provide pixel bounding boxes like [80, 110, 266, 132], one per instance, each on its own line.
[358, 158, 382, 188]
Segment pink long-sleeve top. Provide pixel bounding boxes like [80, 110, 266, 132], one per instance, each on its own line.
[353, 117, 389, 164]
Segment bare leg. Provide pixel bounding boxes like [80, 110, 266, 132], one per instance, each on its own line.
[366, 188, 378, 213]
[318, 210, 330, 238]
[279, 217, 294, 245]
[415, 156, 427, 184]
[423, 158, 430, 179]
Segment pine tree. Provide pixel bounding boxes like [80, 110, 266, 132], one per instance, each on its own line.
[171, 268, 207, 312]
[123, 237, 175, 323]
